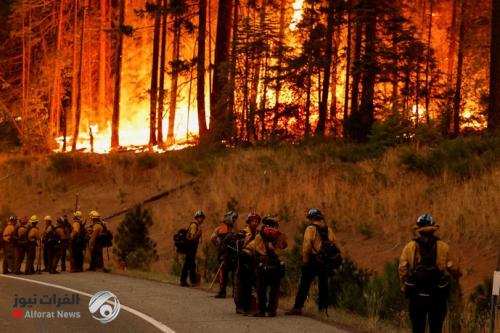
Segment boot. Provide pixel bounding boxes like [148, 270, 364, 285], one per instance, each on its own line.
[214, 292, 226, 299]
[285, 308, 302, 316]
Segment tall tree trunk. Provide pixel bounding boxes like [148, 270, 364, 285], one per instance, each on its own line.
[72, 0, 87, 151]
[197, 0, 208, 140]
[329, 25, 340, 131]
[243, 16, 251, 141]
[249, 1, 266, 141]
[315, 0, 335, 136]
[447, 0, 458, 84]
[453, 0, 466, 135]
[228, 0, 239, 141]
[49, 0, 64, 142]
[149, 0, 161, 145]
[260, 48, 268, 139]
[424, 0, 433, 124]
[391, 30, 398, 111]
[489, 0, 500, 132]
[167, 17, 181, 142]
[305, 57, 312, 138]
[210, 0, 233, 141]
[111, 0, 125, 148]
[98, 0, 107, 126]
[70, 0, 79, 141]
[343, 0, 352, 137]
[357, 0, 376, 142]
[444, 0, 458, 134]
[416, 69, 420, 126]
[350, 11, 362, 116]
[272, 0, 286, 136]
[157, 0, 167, 145]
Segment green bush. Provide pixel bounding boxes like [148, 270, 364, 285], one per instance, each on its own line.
[48, 154, 84, 173]
[358, 223, 374, 239]
[135, 153, 160, 169]
[328, 257, 373, 315]
[399, 136, 500, 178]
[469, 278, 493, 319]
[113, 205, 158, 270]
[126, 248, 152, 271]
[171, 254, 182, 277]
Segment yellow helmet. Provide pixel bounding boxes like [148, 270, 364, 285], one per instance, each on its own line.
[73, 210, 83, 219]
[89, 210, 101, 219]
[29, 215, 39, 223]
[44, 215, 52, 222]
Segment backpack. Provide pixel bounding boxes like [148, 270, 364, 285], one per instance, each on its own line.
[73, 221, 87, 247]
[96, 222, 113, 248]
[43, 226, 59, 249]
[404, 237, 450, 299]
[312, 224, 342, 273]
[223, 232, 248, 264]
[13, 225, 31, 247]
[173, 223, 196, 254]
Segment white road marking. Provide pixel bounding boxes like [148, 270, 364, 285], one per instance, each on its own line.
[0, 274, 176, 333]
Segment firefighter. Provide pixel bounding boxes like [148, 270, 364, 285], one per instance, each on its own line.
[50, 217, 66, 274]
[210, 210, 239, 298]
[25, 215, 41, 274]
[14, 217, 30, 274]
[248, 216, 287, 317]
[286, 208, 339, 315]
[60, 215, 71, 271]
[2, 216, 17, 274]
[88, 211, 107, 272]
[235, 212, 261, 315]
[42, 216, 55, 272]
[399, 214, 461, 333]
[70, 211, 85, 272]
[180, 211, 205, 287]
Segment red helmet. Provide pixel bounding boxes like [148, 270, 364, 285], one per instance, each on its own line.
[246, 212, 261, 223]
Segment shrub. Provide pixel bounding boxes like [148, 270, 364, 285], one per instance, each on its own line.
[48, 154, 84, 173]
[113, 205, 158, 270]
[126, 248, 152, 271]
[358, 223, 374, 239]
[469, 278, 493, 318]
[328, 257, 373, 314]
[399, 136, 500, 178]
[135, 153, 160, 169]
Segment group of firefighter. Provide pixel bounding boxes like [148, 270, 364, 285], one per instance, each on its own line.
[1, 210, 110, 275]
[180, 209, 460, 333]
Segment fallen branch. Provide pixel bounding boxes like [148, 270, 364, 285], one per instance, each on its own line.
[103, 179, 198, 220]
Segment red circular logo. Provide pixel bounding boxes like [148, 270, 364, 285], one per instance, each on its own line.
[12, 309, 23, 318]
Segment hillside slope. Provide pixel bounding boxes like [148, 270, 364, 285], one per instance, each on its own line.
[0, 144, 498, 294]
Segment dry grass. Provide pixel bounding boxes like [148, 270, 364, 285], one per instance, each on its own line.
[0, 144, 499, 297]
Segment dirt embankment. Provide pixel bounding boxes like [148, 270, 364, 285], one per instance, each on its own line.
[0, 146, 498, 294]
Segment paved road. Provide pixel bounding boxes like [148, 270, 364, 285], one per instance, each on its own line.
[0, 272, 347, 333]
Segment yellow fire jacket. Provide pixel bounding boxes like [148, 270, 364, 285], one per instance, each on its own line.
[187, 221, 202, 242]
[398, 239, 459, 291]
[27, 226, 41, 244]
[2, 224, 15, 242]
[70, 221, 82, 240]
[246, 232, 288, 257]
[302, 221, 337, 263]
[89, 223, 103, 250]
